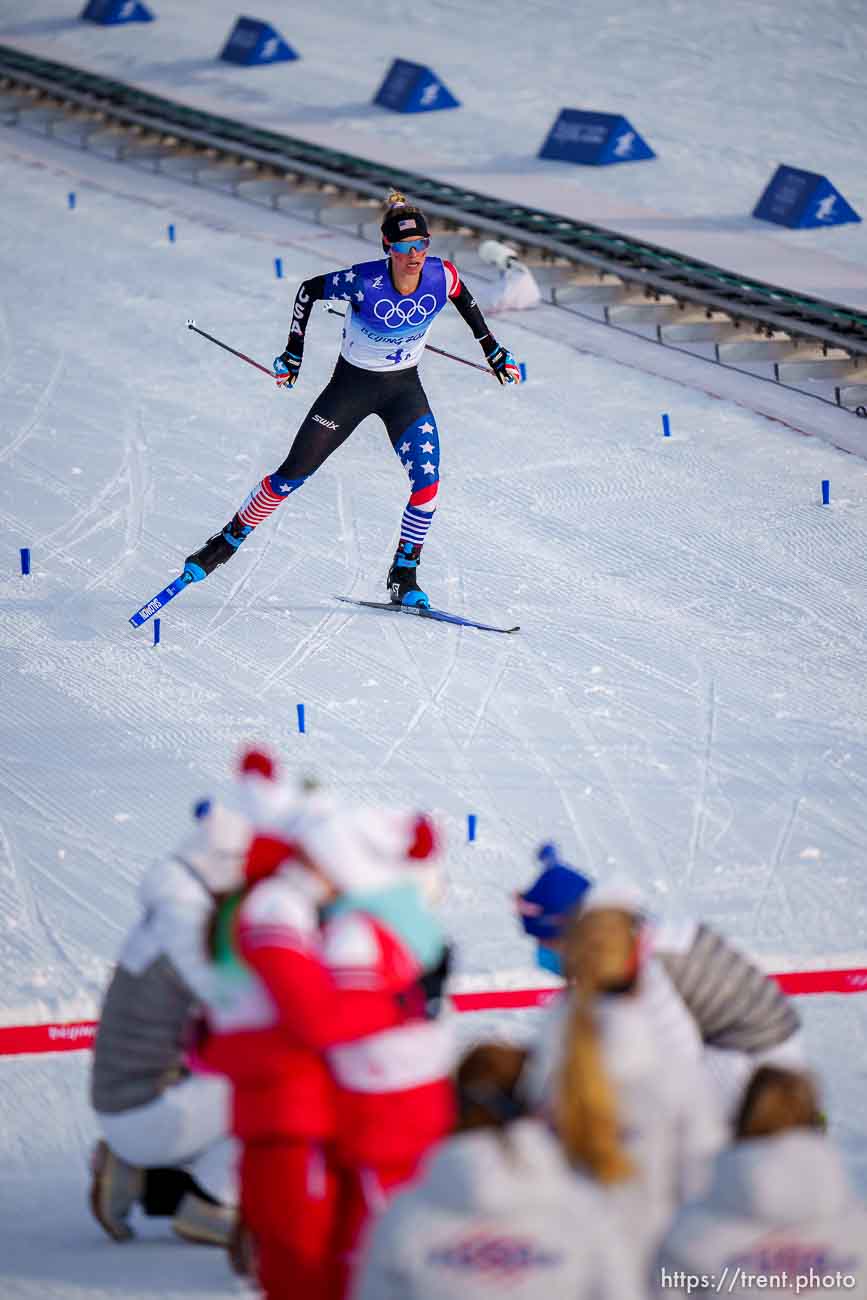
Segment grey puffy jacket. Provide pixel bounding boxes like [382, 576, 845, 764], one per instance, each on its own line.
[90, 837, 217, 1115]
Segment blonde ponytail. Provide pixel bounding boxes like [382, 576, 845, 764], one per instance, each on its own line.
[554, 990, 634, 1184]
[383, 188, 410, 215]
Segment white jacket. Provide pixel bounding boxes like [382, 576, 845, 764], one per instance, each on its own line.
[656, 1130, 867, 1298]
[90, 846, 221, 1115]
[525, 990, 726, 1271]
[351, 1118, 645, 1300]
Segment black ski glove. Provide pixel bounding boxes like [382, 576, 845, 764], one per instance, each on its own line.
[480, 336, 521, 385]
[274, 348, 302, 389]
[396, 945, 453, 1021]
[417, 944, 453, 1019]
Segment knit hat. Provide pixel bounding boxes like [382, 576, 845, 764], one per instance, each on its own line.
[184, 747, 296, 893]
[515, 843, 592, 941]
[286, 803, 440, 894]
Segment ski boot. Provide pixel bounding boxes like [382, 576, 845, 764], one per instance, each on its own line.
[89, 1139, 144, 1242]
[184, 515, 251, 582]
[387, 541, 430, 608]
[172, 1189, 235, 1248]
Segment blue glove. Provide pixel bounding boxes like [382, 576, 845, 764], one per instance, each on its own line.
[483, 341, 522, 385]
[274, 349, 302, 389]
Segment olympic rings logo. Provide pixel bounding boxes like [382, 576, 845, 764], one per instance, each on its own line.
[373, 295, 437, 329]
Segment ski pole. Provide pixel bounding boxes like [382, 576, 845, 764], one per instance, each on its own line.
[323, 303, 494, 378]
[185, 319, 276, 378]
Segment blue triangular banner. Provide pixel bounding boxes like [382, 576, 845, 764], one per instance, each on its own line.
[374, 59, 460, 114]
[753, 165, 861, 229]
[800, 176, 861, 229]
[81, 0, 154, 23]
[599, 116, 655, 164]
[539, 109, 654, 166]
[219, 17, 298, 66]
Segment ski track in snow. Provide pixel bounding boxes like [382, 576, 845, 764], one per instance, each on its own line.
[686, 674, 717, 885]
[0, 348, 66, 466]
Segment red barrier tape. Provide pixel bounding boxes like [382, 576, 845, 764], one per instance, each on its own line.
[0, 1022, 97, 1057]
[1, 967, 865, 1058]
[451, 966, 867, 1011]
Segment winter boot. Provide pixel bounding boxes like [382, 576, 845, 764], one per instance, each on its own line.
[184, 515, 252, 583]
[387, 541, 429, 608]
[172, 1189, 236, 1247]
[227, 1216, 257, 1278]
[89, 1139, 144, 1243]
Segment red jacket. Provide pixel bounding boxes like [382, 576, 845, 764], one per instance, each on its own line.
[320, 908, 455, 1167]
[202, 875, 403, 1144]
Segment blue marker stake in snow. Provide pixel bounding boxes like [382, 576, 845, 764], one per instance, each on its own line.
[68, 192, 76, 210]
[662, 412, 671, 437]
[20, 547, 30, 575]
[821, 479, 830, 506]
[168, 224, 176, 243]
[274, 257, 283, 279]
[153, 618, 161, 646]
[467, 813, 477, 842]
[519, 361, 527, 382]
[297, 703, 306, 734]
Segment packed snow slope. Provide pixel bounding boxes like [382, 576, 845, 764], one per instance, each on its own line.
[3, 0, 867, 294]
[1, 5, 867, 1295]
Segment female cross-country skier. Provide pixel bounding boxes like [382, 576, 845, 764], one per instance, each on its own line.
[182, 190, 521, 608]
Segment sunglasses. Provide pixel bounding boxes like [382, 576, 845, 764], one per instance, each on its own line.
[389, 237, 430, 254]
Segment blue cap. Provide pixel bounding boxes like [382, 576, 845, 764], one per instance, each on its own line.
[515, 843, 592, 940]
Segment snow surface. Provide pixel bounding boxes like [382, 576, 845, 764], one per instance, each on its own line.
[1, 3, 867, 1296]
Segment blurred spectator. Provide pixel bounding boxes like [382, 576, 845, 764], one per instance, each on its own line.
[656, 1067, 867, 1299]
[523, 879, 726, 1275]
[292, 802, 455, 1298]
[351, 1041, 645, 1300]
[201, 793, 452, 1300]
[514, 842, 592, 975]
[88, 752, 285, 1247]
[516, 850, 804, 1113]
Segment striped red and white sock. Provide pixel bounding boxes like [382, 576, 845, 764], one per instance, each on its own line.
[237, 475, 305, 528]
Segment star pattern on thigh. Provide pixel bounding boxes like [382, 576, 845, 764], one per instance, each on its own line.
[394, 414, 440, 490]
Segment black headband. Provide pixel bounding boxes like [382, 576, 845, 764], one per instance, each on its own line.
[381, 207, 429, 245]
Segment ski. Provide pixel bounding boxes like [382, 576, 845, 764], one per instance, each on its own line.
[129, 572, 195, 627]
[335, 596, 520, 634]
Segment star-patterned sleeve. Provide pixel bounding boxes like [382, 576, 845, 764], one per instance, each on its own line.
[285, 267, 366, 358]
[323, 266, 363, 306]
